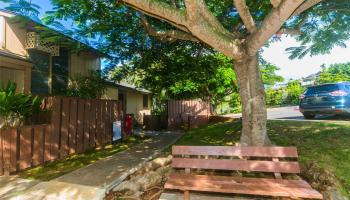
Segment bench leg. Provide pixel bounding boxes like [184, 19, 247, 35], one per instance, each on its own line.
[184, 190, 190, 200]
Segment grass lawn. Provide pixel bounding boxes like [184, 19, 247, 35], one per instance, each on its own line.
[19, 136, 145, 181]
[176, 120, 350, 194]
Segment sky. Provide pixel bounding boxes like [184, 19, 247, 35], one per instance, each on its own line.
[1, 0, 350, 80]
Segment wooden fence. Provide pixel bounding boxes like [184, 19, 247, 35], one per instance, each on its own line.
[0, 96, 122, 175]
[167, 100, 212, 129]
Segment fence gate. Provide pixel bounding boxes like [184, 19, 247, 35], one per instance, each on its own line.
[167, 100, 211, 129]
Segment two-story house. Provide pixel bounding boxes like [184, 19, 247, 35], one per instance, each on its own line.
[0, 9, 151, 123]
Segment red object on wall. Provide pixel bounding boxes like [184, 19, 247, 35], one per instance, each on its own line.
[124, 114, 133, 136]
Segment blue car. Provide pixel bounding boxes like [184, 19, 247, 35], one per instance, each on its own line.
[299, 82, 350, 119]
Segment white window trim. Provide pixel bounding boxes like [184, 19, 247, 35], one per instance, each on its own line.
[0, 16, 5, 48]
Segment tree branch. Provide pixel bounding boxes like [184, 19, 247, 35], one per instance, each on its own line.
[140, 14, 198, 42]
[276, 28, 301, 36]
[233, 0, 257, 33]
[246, 0, 305, 56]
[122, 0, 245, 60]
[122, 0, 188, 31]
[292, 0, 322, 16]
[270, 0, 282, 8]
[195, 0, 240, 38]
[184, 0, 244, 60]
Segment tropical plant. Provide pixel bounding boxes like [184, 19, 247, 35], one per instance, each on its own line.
[66, 70, 107, 99]
[0, 81, 41, 129]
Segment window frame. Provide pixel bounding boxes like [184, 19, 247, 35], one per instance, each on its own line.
[143, 94, 149, 109]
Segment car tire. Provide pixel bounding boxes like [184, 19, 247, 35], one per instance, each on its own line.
[303, 113, 315, 119]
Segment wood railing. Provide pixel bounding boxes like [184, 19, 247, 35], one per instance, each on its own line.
[0, 96, 122, 175]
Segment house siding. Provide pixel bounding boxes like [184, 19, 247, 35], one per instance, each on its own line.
[69, 52, 100, 77]
[3, 18, 27, 56]
[0, 55, 32, 92]
[126, 92, 151, 123]
[102, 86, 118, 100]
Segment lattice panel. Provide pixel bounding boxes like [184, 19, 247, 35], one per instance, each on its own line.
[25, 32, 60, 56]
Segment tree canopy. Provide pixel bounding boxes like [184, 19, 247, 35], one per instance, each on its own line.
[315, 63, 350, 84]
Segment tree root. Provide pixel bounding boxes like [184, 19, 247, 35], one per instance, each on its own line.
[112, 156, 172, 199]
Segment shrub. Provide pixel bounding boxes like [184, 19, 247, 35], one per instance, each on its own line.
[0, 82, 41, 129]
[66, 70, 107, 99]
[285, 80, 304, 105]
[266, 88, 284, 106]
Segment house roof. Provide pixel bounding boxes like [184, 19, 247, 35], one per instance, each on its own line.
[0, 9, 109, 58]
[104, 81, 152, 94]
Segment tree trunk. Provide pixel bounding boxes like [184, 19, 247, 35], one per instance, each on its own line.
[233, 54, 271, 146]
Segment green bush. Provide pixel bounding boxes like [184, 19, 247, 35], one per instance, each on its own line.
[266, 88, 284, 106]
[66, 70, 107, 99]
[0, 82, 41, 129]
[285, 81, 304, 105]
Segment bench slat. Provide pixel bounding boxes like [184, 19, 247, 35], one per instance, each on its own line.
[165, 174, 323, 199]
[172, 146, 298, 158]
[172, 158, 300, 173]
[168, 174, 312, 189]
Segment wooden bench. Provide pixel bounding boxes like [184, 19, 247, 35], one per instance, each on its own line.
[164, 146, 323, 200]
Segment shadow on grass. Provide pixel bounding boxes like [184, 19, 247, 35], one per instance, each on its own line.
[19, 136, 145, 181]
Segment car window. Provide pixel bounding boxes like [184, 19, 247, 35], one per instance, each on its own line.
[345, 85, 350, 91]
[305, 84, 340, 95]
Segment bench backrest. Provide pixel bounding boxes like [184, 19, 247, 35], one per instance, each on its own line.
[171, 146, 300, 174]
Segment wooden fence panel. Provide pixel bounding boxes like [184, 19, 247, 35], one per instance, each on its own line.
[89, 100, 96, 148]
[60, 98, 70, 158]
[2, 129, 11, 175]
[69, 98, 77, 154]
[106, 101, 112, 144]
[44, 125, 52, 162]
[96, 100, 102, 146]
[10, 128, 18, 173]
[33, 125, 44, 166]
[51, 97, 61, 159]
[167, 100, 212, 129]
[76, 100, 85, 153]
[83, 100, 91, 151]
[0, 130, 3, 175]
[19, 127, 32, 170]
[100, 101, 106, 145]
[0, 96, 121, 175]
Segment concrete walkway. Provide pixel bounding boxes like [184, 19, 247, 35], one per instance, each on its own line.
[2, 131, 184, 200]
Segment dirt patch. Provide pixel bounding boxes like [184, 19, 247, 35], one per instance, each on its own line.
[301, 161, 349, 200]
[105, 155, 172, 200]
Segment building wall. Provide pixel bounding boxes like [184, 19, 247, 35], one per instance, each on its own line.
[0, 55, 32, 92]
[101, 86, 118, 100]
[69, 52, 101, 77]
[0, 13, 102, 94]
[126, 92, 151, 123]
[1, 17, 27, 56]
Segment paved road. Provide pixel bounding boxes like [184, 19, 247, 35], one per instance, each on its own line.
[225, 106, 350, 122]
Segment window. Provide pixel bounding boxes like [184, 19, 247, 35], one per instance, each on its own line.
[52, 48, 69, 94]
[29, 50, 50, 94]
[143, 94, 149, 108]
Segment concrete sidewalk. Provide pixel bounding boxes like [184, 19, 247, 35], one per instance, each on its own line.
[4, 131, 184, 200]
